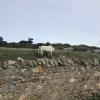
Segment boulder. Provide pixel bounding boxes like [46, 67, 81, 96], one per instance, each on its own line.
[94, 58, 99, 66]
[94, 71, 100, 77]
[52, 58, 59, 66]
[44, 58, 49, 65]
[67, 57, 75, 65]
[57, 58, 63, 66]
[36, 59, 42, 65]
[29, 60, 33, 67]
[14, 61, 19, 67]
[40, 58, 46, 66]
[24, 60, 33, 67]
[60, 56, 68, 66]
[3, 61, 8, 69]
[72, 58, 80, 65]
[17, 59, 25, 67]
[0, 94, 3, 100]
[8, 60, 15, 65]
[44, 64, 51, 67]
[44, 58, 51, 67]
[7, 60, 16, 68]
[49, 59, 54, 66]
[32, 60, 38, 67]
[79, 59, 88, 66]
[87, 59, 94, 66]
[17, 57, 24, 66]
[17, 57, 24, 63]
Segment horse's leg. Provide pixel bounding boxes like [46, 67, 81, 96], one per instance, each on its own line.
[38, 50, 42, 57]
[47, 52, 50, 58]
[38, 49, 40, 57]
[49, 51, 52, 58]
[41, 50, 43, 57]
[51, 51, 52, 57]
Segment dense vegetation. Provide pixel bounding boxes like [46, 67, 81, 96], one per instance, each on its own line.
[0, 36, 100, 51]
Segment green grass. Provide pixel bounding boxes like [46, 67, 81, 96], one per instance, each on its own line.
[54, 50, 100, 60]
[0, 47, 100, 60]
[0, 48, 38, 60]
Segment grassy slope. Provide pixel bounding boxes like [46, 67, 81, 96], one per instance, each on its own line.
[0, 48, 38, 60]
[0, 48, 100, 60]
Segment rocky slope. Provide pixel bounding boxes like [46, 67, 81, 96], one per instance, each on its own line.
[0, 57, 100, 100]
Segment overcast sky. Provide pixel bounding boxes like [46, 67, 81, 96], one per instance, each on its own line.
[0, 0, 100, 46]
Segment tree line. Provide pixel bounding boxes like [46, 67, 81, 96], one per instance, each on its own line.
[0, 36, 99, 51]
[0, 36, 71, 49]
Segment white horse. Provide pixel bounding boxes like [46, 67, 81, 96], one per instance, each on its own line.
[38, 45, 55, 57]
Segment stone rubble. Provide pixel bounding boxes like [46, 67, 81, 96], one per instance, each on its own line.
[0, 56, 100, 100]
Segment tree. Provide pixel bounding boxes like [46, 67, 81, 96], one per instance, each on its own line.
[0, 36, 3, 42]
[0, 36, 4, 47]
[28, 38, 34, 44]
[18, 40, 28, 48]
[63, 43, 71, 48]
[73, 45, 91, 51]
[45, 42, 51, 46]
[8, 42, 19, 48]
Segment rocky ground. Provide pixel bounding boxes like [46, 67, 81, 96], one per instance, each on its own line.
[0, 57, 100, 100]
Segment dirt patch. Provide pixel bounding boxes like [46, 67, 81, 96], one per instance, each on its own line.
[0, 65, 100, 100]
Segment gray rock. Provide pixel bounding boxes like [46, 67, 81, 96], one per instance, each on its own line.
[49, 59, 54, 66]
[3, 94, 13, 100]
[32, 60, 38, 67]
[7, 60, 16, 67]
[14, 61, 19, 67]
[17, 57, 24, 66]
[79, 59, 88, 66]
[17, 57, 24, 63]
[87, 59, 94, 66]
[3, 61, 8, 69]
[57, 58, 63, 66]
[72, 58, 80, 65]
[52, 58, 59, 66]
[24, 60, 33, 67]
[8, 65, 15, 68]
[36, 59, 42, 65]
[40, 58, 46, 65]
[45, 64, 51, 67]
[94, 58, 99, 66]
[29, 60, 33, 67]
[60, 57, 67, 66]
[0, 94, 3, 100]
[44, 58, 49, 65]
[80, 66, 86, 72]
[67, 57, 75, 65]
[17, 59, 24, 67]
[6, 60, 18, 68]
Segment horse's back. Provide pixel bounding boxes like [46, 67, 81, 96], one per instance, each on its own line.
[39, 45, 54, 52]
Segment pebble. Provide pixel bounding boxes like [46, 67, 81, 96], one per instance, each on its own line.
[70, 78, 76, 83]
[84, 85, 88, 90]
[0, 94, 3, 100]
[18, 94, 25, 100]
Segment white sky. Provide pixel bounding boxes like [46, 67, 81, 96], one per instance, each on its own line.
[0, 0, 100, 46]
